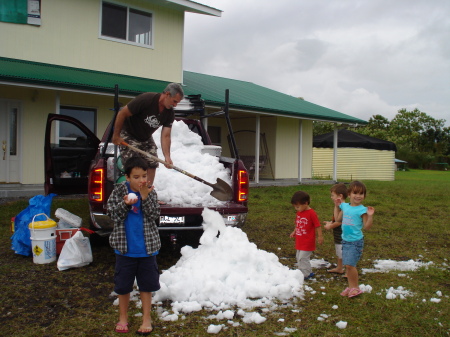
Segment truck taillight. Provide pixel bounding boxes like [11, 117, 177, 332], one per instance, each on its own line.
[89, 168, 104, 202]
[238, 170, 249, 202]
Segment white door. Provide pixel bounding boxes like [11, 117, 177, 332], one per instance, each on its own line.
[0, 100, 21, 183]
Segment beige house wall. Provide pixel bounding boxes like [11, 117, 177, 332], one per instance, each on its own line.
[0, 0, 184, 83]
[0, 85, 127, 184]
[206, 115, 313, 180]
[274, 118, 313, 179]
[312, 147, 395, 181]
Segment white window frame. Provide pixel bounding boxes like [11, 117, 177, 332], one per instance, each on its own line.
[99, 1, 154, 49]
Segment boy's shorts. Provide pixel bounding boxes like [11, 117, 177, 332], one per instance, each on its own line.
[119, 130, 159, 169]
[342, 239, 364, 267]
[114, 255, 160, 295]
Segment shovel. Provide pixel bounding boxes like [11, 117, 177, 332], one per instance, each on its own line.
[121, 141, 233, 201]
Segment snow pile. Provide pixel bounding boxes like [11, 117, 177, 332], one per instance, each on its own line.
[359, 284, 373, 293]
[385, 286, 414, 299]
[362, 259, 433, 274]
[153, 208, 304, 319]
[153, 120, 231, 206]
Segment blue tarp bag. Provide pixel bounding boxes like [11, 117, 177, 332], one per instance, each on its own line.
[11, 194, 56, 256]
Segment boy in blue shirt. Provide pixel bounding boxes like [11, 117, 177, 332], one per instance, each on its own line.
[107, 156, 161, 335]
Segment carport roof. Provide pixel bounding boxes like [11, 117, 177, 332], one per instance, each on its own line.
[0, 57, 366, 124]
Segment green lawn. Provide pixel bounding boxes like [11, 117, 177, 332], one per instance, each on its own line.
[0, 169, 448, 336]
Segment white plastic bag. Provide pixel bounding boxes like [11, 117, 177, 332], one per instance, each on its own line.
[57, 231, 93, 271]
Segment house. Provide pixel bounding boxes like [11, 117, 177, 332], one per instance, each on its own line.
[313, 129, 397, 181]
[1, 0, 365, 193]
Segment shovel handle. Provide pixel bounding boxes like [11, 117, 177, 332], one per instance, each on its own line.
[120, 141, 214, 188]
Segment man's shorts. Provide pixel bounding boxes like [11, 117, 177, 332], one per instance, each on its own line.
[119, 130, 159, 169]
[342, 238, 364, 267]
[114, 255, 160, 295]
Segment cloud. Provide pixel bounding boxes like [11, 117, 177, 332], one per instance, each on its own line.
[184, 0, 450, 125]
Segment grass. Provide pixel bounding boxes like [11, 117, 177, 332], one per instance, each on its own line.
[0, 169, 449, 336]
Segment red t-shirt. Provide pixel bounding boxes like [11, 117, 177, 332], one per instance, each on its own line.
[294, 208, 320, 251]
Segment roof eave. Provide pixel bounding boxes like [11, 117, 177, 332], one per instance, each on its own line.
[203, 101, 368, 125]
[165, 0, 222, 16]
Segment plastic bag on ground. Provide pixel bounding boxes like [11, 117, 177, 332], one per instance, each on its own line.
[11, 194, 56, 256]
[57, 231, 93, 271]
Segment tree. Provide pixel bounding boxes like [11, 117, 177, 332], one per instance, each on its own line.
[390, 108, 447, 153]
[313, 121, 335, 136]
[357, 114, 390, 140]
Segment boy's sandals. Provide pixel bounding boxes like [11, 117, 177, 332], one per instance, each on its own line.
[327, 267, 345, 274]
[115, 322, 129, 333]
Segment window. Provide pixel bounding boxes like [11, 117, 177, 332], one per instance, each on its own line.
[9, 107, 18, 155]
[208, 126, 221, 145]
[59, 107, 96, 146]
[101, 2, 153, 47]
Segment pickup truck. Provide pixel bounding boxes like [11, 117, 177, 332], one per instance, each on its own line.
[44, 93, 249, 246]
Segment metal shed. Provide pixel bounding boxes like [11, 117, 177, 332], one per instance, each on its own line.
[312, 129, 397, 181]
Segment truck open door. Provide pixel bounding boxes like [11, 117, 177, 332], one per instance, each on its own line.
[44, 113, 100, 195]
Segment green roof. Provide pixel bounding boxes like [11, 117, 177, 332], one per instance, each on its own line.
[0, 57, 366, 124]
[183, 71, 366, 124]
[0, 57, 169, 96]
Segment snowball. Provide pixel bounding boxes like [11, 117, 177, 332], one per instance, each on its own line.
[127, 192, 138, 202]
[207, 324, 224, 334]
[242, 312, 266, 324]
[359, 284, 372, 293]
[332, 305, 338, 310]
[430, 298, 441, 303]
[336, 321, 348, 329]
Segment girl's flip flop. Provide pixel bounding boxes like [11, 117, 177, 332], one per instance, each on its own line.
[115, 322, 129, 333]
[348, 288, 363, 298]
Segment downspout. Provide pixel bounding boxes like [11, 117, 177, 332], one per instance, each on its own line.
[255, 115, 260, 183]
[298, 120, 303, 184]
[333, 124, 338, 182]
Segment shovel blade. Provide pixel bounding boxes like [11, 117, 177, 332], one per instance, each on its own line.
[210, 178, 233, 201]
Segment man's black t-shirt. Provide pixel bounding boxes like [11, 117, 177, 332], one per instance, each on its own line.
[123, 92, 174, 142]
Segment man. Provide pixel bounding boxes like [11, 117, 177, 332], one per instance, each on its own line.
[112, 82, 184, 192]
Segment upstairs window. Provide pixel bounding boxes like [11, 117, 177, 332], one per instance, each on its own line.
[101, 2, 153, 47]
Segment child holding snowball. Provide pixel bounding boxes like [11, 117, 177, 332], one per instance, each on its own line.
[328, 181, 374, 298]
[107, 156, 161, 335]
[290, 191, 323, 280]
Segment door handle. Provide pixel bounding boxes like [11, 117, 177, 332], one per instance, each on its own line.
[2, 140, 6, 160]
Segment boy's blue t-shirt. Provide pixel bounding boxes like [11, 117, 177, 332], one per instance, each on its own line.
[114, 182, 149, 257]
[340, 203, 368, 242]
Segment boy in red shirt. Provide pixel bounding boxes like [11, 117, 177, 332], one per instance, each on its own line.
[290, 191, 324, 280]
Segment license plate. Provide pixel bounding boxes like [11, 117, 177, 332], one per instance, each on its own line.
[160, 216, 185, 224]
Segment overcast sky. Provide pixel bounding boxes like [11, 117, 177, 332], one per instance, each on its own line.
[183, 0, 450, 126]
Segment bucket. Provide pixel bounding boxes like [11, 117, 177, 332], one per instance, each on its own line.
[29, 213, 57, 264]
[56, 228, 79, 255]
